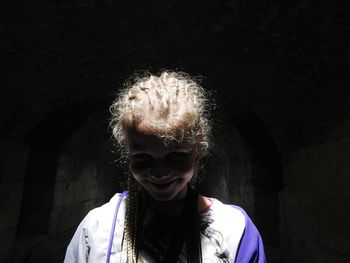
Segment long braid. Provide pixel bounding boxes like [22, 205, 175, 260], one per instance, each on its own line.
[122, 174, 138, 263]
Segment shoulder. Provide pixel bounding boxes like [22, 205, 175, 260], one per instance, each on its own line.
[206, 199, 246, 231]
[232, 205, 266, 262]
[199, 199, 246, 261]
[218, 203, 267, 263]
[64, 192, 128, 263]
[201, 199, 266, 263]
[84, 192, 128, 230]
[88, 192, 127, 218]
[64, 193, 127, 263]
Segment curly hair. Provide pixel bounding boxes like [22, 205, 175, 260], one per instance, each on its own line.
[109, 70, 214, 262]
[109, 70, 213, 160]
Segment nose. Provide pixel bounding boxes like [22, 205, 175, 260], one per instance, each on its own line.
[150, 160, 170, 179]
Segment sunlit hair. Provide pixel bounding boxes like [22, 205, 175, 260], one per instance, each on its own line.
[109, 70, 213, 262]
[109, 70, 212, 160]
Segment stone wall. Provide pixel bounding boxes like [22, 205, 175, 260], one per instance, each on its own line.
[0, 141, 29, 262]
[49, 155, 100, 236]
[280, 121, 350, 262]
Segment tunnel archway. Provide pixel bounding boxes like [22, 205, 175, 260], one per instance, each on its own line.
[16, 102, 93, 238]
[232, 109, 284, 261]
[13, 98, 125, 261]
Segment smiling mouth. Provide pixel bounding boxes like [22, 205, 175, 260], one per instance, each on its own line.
[151, 179, 177, 189]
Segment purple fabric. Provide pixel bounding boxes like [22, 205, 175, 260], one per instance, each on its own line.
[232, 205, 266, 263]
[106, 191, 128, 263]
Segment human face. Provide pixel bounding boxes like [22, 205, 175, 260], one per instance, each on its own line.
[127, 127, 197, 202]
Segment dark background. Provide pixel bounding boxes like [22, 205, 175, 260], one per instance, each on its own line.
[1, 0, 349, 262]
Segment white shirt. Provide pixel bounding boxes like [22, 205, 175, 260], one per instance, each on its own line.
[64, 193, 247, 263]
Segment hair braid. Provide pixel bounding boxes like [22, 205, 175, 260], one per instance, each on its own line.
[122, 174, 138, 263]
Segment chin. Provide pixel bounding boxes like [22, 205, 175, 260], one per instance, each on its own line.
[148, 191, 178, 202]
[139, 179, 189, 202]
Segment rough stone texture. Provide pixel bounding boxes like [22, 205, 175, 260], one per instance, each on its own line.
[0, 141, 29, 262]
[281, 122, 350, 262]
[48, 200, 96, 236]
[0, 218, 20, 263]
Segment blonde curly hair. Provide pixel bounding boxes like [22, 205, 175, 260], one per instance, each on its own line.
[109, 70, 212, 159]
[109, 70, 213, 262]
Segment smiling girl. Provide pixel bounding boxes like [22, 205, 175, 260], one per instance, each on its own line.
[64, 71, 266, 263]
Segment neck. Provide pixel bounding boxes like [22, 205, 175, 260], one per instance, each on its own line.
[143, 192, 189, 219]
[140, 194, 183, 230]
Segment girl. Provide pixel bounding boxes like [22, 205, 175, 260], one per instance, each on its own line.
[64, 71, 266, 263]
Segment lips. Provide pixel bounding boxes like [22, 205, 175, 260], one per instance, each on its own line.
[150, 179, 178, 190]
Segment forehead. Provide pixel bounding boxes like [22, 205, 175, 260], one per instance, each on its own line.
[126, 126, 193, 152]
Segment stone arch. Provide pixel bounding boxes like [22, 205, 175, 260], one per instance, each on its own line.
[232, 109, 283, 260]
[16, 102, 93, 237]
[11, 97, 127, 261]
[13, 98, 122, 261]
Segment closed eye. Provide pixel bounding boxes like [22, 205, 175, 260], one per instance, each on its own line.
[131, 153, 153, 162]
[130, 153, 154, 170]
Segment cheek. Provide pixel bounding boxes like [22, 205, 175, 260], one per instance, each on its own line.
[130, 164, 149, 179]
[130, 162, 151, 172]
